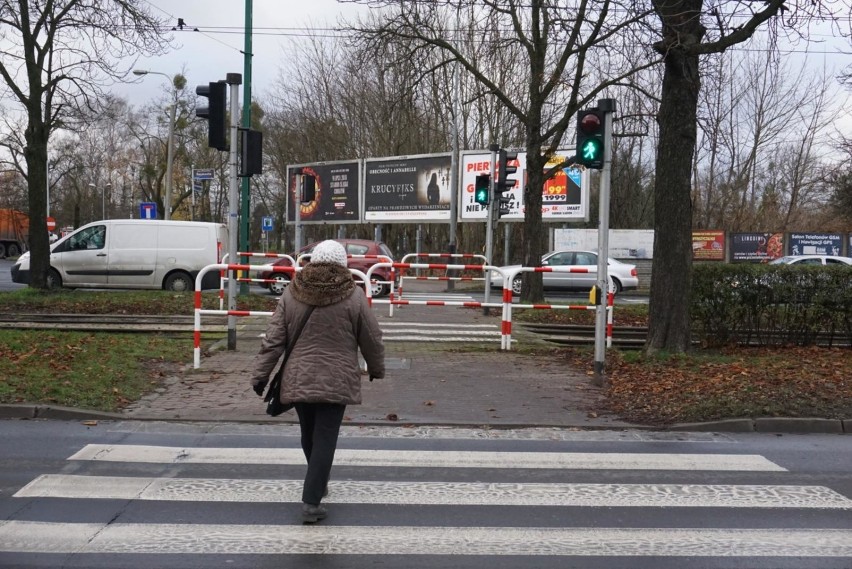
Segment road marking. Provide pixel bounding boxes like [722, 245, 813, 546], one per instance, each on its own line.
[68, 445, 787, 471]
[17, 475, 851, 509]
[2, 521, 849, 556]
[380, 322, 496, 328]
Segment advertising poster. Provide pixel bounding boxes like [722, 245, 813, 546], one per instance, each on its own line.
[553, 229, 654, 258]
[787, 233, 842, 256]
[692, 230, 726, 261]
[730, 232, 784, 262]
[364, 154, 452, 221]
[460, 150, 588, 221]
[286, 162, 360, 223]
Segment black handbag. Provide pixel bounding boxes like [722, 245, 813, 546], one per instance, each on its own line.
[264, 306, 315, 416]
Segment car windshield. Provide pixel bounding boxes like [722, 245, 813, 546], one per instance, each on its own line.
[769, 257, 792, 265]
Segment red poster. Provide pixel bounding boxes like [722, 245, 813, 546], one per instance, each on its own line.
[692, 231, 725, 261]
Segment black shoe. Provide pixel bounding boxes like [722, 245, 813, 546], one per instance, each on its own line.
[302, 503, 328, 524]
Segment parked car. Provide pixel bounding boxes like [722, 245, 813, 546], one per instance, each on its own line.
[769, 255, 852, 266]
[258, 239, 396, 296]
[490, 250, 639, 295]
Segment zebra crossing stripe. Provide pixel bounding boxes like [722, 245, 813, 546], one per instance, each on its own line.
[67, 445, 787, 471]
[16, 475, 852, 509]
[1, 521, 850, 556]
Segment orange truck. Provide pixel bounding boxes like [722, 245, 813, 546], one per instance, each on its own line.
[0, 208, 29, 258]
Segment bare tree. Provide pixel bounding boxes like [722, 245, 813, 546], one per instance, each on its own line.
[645, 0, 850, 354]
[350, 0, 656, 301]
[0, 0, 169, 287]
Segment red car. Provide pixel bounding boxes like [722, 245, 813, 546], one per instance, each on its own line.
[258, 239, 396, 297]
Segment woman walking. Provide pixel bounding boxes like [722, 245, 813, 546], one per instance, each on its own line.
[251, 240, 385, 523]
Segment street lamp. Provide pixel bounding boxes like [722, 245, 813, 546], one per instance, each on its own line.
[89, 182, 112, 220]
[134, 69, 178, 220]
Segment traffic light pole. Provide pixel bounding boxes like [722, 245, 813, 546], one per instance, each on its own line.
[483, 144, 499, 315]
[593, 98, 616, 384]
[226, 73, 242, 351]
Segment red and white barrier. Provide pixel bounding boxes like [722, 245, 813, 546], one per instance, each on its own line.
[193, 263, 368, 368]
[398, 253, 489, 301]
[192, 261, 615, 367]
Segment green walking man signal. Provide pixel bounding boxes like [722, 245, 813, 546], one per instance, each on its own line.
[474, 174, 490, 206]
[575, 109, 605, 170]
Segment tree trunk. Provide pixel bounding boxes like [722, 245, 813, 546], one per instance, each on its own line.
[521, 147, 546, 302]
[24, 119, 49, 289]
[646, 13, 702, 354]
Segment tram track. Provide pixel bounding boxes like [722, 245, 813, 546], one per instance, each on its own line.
[0, 313, 228, 335]
[519, 322, 851, 348]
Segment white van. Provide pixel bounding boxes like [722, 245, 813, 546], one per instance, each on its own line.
[11, 220, 227, 291]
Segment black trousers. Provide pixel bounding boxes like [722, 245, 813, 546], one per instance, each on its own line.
[294, 402, 346, 506]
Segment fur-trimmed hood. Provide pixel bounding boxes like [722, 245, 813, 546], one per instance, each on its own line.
[289, 263, 355, 306]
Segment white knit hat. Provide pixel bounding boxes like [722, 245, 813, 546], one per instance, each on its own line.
[310, 240, 348, 267]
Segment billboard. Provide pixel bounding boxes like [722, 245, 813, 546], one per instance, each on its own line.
[692, 230, 726, 261]
[286, 161, 360, 223]
[554, 229, 654, 258]
[730, 232, 784, 262]
[460, 150, 588, 221]
[787, 233, 842, 256]
[364, 154, 453, 222]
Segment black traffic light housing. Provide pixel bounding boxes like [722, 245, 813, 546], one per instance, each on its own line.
[196, 81, 228, 151]
[496, 149, 517, 218]
[239, 129, 263, 177]
[575, 109, 605, 169]
[474, 174, 490, 206]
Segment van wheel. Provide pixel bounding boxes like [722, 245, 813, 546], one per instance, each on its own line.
[6, 243, 19, 257]
[164, 272, 193, 292]
[46, 269, 62, 290]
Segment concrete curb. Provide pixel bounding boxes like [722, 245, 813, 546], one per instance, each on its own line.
[0, 404, 848, 434]
[0, 404, 123, 421]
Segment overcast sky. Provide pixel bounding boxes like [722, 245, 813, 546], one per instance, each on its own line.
[114, 0, 369, 105]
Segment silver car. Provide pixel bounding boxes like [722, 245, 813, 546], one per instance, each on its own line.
[769, 255, 852, 266]
[491, 250, 639, 295]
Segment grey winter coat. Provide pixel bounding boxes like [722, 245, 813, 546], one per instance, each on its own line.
[250, 263, 385, 405]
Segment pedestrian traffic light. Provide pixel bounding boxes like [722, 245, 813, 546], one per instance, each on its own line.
[496, 149, 517, 218]
[239, 129, 263, 177]
[474, 174, 490, 206]
[575, 109, 605, 169]
[300, 174, 316, 202]
[196, 81, 228, 151]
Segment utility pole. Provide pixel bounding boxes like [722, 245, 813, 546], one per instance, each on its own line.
[239, 0, 254, 296]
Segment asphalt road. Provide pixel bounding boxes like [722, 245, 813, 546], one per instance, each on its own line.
[0, 420, 849, 568]
[0, 259, 25, 292]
